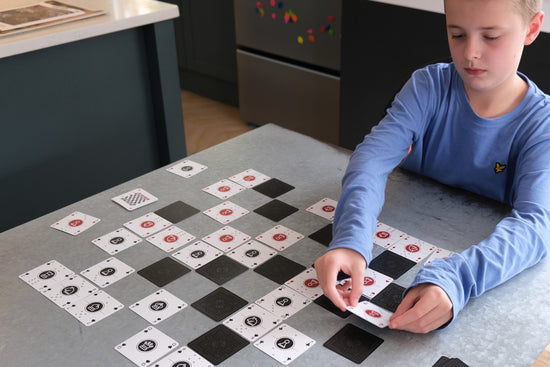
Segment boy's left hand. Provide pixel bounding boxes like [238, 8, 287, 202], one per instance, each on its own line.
[388, 283, 453, 333]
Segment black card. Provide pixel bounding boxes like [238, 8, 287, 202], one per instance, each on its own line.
[433, 356, 470, 367]
[313, 295, 352, 319]
[187, 324, 249, 365]
[368, 250, 416, 279]
[308, 224, 333, 246]
[370, 282, 406, 313]
[323, 323, 384, 364]
[252, 178, 295, 198]
[253, 255, 306, 284]
[253, 199, 299, 222]
[154, 201, 200, 223]
[195, 255, 248, 285]
[137, 257, 191, 287]
[191, 287, 248, 322]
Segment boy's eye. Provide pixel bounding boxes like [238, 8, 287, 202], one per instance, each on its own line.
[450, 34, 464, 39]
[484, 35, 499, 41]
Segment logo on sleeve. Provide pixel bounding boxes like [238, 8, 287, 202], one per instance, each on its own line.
[494, 162, 506, 173]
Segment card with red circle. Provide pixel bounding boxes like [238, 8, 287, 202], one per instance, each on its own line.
[123, 212, 172, 237]
[256, 225, 304, 251]
[203, 201, 249, 224]
[202, 179, 245, 200]
[50, 211, 100, 235]
[306, 198, 338, 221]
[146, 225, 196, 252]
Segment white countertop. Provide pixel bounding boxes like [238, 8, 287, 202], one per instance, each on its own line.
[372, 0, 550, 33]
[0, 0, 179, 59]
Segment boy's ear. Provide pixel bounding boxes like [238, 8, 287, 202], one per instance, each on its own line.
[525, 11, 544, 45]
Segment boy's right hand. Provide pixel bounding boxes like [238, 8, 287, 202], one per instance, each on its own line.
[314, 248, 366, 312]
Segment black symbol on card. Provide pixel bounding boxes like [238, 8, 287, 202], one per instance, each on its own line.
[244, 315, 262, 327]
[245, 249, 260, 258]
[86, 302, 104, 313]
[276, 337, 294, 349]
[172, 362, 191, 367]
[110, 236, 125, 245]
[276, 296, 292, 307]
[61, 285, 78, 296]
[191, 250, 205, 258]
[150, 301, 167, 312]
[180, 165, 193, 172]
[39, 270, 56, 280]
[137, 339, 156, 352]
[100, 267, 116, 276]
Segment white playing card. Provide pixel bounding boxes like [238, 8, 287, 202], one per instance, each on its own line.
[229, 168, 270, 188]
[424, 247, 455, 265]
[338, 268, 394, 298]
[171, 241, 223, 269]
[124, 212, 172, 237]
[42, 274, 98, 308]
[224, 303, 283, 342]
[202, 225, 251, 252]
[167, 159, 208, 178]
[347, 300, 393, 328]
[226, 240, 277, 268]
[146, 226, 196, 252]
[389, 236, 436, 263]
[256, 225, 304, 251]
[112, 188, 158, 211]
[80, 257, 135, 288]
[202, 179, 246, 199]
[19, 260, 75, 292]
[284, 268, 322, 300]
[92, 228, 143, 255]
[306, 198, 338, 221]
[153, 346, 213, 367]
[115, 326, 179, 367]
[65, 290, 124, 326]
[130, 289, 187, 325]
[254, 323, 315, 365]
[203, 201, 249, 224]
[50, 211, 100, 235]
[372, 222, 407, 248]
[255, 285, 311, 320]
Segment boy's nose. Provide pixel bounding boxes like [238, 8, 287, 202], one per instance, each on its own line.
[464, 38, 481, 60]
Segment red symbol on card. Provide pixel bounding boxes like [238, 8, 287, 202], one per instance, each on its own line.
[376, 231, 390, 239]
[304, 278, 319, 288]
[141, 220, 155, 228]
[363, 276, 375, 286]
[273, 233, 287, 241]
[219, 209, 233, 216]
[164, 235, 178, 243]
[365, 309, 382, 318]
[322, 205, 335, 213]
[220, 234, 234, 242]
[218, 186, 231, 192]
[69, 219, 83, 227]
[405, 244, 420, 253]
[243, 175, 256, 182]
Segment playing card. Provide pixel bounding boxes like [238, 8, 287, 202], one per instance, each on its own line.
[137, 257, 191, 287]
[19, 260, 74, 292]
[254, 200, 299, 222]
[202, 179, 246, 199]
[191, 287, 248, 322]
[424, 247, 455, 265]
[229, 169, 270, 188]
[65, 290, 124, 326]
[372, 222, 407, 248]
[187, 325, 249, 365]
[50, 211, 100, 235]
[115, 326, 179, 367]
[195, 256, 248, 285]
[152, 346, 213, 367]
[347, 300, 393, 328]
[252, 178, 295, 198]
[226, 240, 277, 268]
[146, 226, 196, 252]
[203, 201, 249, 224]
[112, 188, 158, 211]
[306, 198, 338, 221]
[171, 240, 223, 269]
[92, 228, 142, 255]
[389, 236, 436, 262]
[124, 212, 172, 237]
[80, 257, 135, 288]
[167, 159, 207, 178]
[253, 255, 306, 284]
[223, 303, 283, 342]
[130, 289, 187, 325]
[42, 274, 98, 308]
[255, 285, 311, 320]
[338, 268, 393, 299]
[369, 282, 406, 313]
[256, 225, 304, 251]
[202, 226, 251, 252]
[368, 250, 416, 279]
[284, 268, 322, 300]
[308, 223, 333, 246]
[254, 323, 315, 365]
[323, 324, 384, 364]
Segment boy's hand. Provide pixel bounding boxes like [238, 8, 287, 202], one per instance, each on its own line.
[389, 283, 453, 333]
[314, 248, 366, 312]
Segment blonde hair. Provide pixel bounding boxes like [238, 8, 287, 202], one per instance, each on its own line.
[511, 0, 543, 24]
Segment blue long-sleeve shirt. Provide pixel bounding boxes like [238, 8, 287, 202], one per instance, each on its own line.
[329, 63, 550, 321]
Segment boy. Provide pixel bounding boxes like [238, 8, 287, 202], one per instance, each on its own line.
[314, 0, 550, 333]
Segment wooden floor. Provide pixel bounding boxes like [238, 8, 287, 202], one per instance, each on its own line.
[181, 90, 253, 155]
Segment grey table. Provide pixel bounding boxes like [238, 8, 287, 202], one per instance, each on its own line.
[1, 124, 549, 367]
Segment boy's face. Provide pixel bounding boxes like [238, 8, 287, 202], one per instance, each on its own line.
[445, 0, 532, 96]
